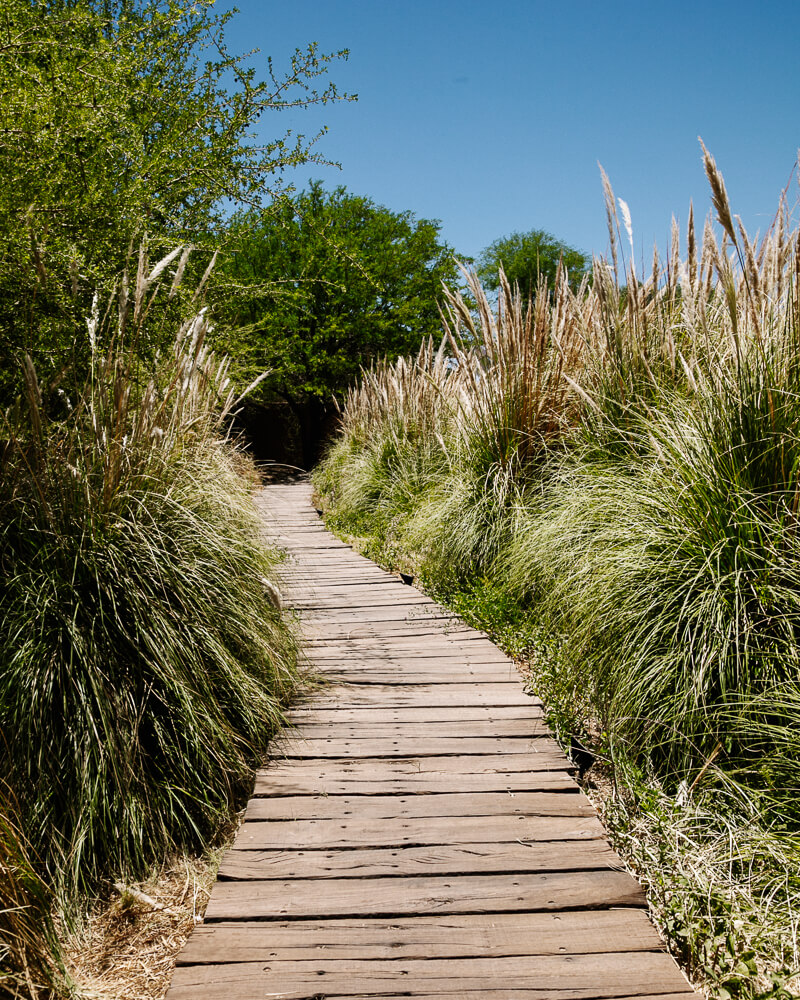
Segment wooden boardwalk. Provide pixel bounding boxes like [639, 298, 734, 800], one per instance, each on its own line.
[166, 482, 695, 1000]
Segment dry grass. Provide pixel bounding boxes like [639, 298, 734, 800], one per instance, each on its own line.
[63, 834, 231, 1000]
[315, 143, 800, 998]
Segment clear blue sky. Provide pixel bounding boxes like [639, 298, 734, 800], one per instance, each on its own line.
[220, 0, 800, 267]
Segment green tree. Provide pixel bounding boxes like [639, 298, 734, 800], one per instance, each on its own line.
[219, 182, 458, 464]
[477, 228, 590, 298]
[0, 0, 349, 396]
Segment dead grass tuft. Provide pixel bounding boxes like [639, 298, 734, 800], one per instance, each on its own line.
[63, 834, 232, 1000]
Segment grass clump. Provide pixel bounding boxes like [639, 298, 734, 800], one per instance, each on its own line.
[0, 248, 299, 916]
[314, 147, 800, 996]
[0, 787, 73, 1000]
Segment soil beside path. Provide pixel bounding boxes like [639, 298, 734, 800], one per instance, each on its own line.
[164, 481, 696, 1000]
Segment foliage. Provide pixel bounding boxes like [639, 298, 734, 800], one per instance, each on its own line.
[0, 787, 73, 999]
[0, 0, 349, 399]
[217, 182, 458, 459]
[314, 148, 800, 995]
[0, 253, 299, 902]
[477, 227, 590, 298]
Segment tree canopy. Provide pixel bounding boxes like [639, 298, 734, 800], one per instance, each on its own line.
[0, 0, 349, 397]
[220, 182, 457, 400]
[477, 228, 590, 298]
[218, 182, 458, 462]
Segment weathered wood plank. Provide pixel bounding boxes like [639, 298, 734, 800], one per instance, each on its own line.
[244, 790, 595, 821]
[307, 652, 515, 668]
[270, 735, 563, 758]
[313, 657, 517, 672]
[291, 592, 433, 610]
[304, 685, 538, 708]
[286, 705, 543, 723]
[167, 953, 692, 1000]
[299, 605, 461, 623]
[286, 720, 549, 739]
[233, 813, 605, 850]
[204, 870, 647, 922]
[259, 749, 573, 779]
[178, 909, 663, 964]
[253, 756, 575, 796]
[310, 671, 522, 686]
[302, 623, 479, 640]
[217, 840, 625, 881]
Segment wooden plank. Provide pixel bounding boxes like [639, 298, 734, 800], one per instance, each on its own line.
[251, 771, 576, 796]
[289, 582, 425, 596]
[167, 951, 694, 999]
[304, 647, 511, 662]
[299, 605, 460, 623]
[282, 575, 397, 588]
[218, 840, 624, 881]
[178, 909, 664, 964]
[244, 790, 595, 821]
[291, 592, 433, 609]
[258, 750, 573, 781]
[204, 870, 647, 922]
[233, 813, 605, 850]
[302, 623, 479, 640]
[305, 647, 512, 662]
[311, 671, 521, 686]
[286, 720, 549, 739]
[271, 735, 563, 758]
[305, 630, 496, 647]
[169, 981, 691, 1000]
[286, 705, 543, 723]
[253, 759, 576, 796]
[304, 685, 537, 708]
[307, 650, 504, 665]
[311, 655, 516, 672]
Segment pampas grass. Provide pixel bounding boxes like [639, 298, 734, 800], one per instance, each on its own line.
[320, 149, 800, 738]
[314, 143, 800, 995]
[0, 250, 298, 905]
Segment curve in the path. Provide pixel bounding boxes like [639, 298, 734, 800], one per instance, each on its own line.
[166, 482, 695, 1000]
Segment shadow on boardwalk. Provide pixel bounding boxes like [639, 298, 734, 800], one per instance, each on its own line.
[165, 483, 696, 1000]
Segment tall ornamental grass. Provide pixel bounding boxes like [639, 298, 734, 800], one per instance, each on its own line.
[315, 148, 800, 814]
[314, 148, 800, 992]
[0, 249, 298, 903]
[0, 787, 72, 999]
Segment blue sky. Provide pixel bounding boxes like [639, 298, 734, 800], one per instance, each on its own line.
[220, 0, 800, 267]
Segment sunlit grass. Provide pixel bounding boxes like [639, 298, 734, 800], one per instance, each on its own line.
[314, 152, 800, 994]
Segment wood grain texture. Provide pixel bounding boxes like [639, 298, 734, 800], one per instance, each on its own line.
[165, 483, 696, 1000]
[270, 735, 565, 758]
[178, 909, 663, 964]
[203, 870, 648, 921]
[286, 705, 544, 723]
[304, 685, 538, 708]
[253, 755, 576, 796]
[167, 953, 692, 999]
[232, 813, 606, 850]
[243, 789, 595, 821]
[217, 840, 626, 881]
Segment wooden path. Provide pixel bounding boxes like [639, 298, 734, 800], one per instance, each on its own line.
[166, 482, 695, 1000]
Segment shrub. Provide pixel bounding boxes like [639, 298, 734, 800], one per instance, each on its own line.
[0, 253, 298, 901]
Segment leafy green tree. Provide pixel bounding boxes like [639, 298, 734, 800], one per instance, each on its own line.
[0, 0, 349, 396]
[219, 182, 458, 464]
[477, 228, 590, 298]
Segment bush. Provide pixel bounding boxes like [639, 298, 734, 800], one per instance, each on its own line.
[0, 254, 298, 902]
